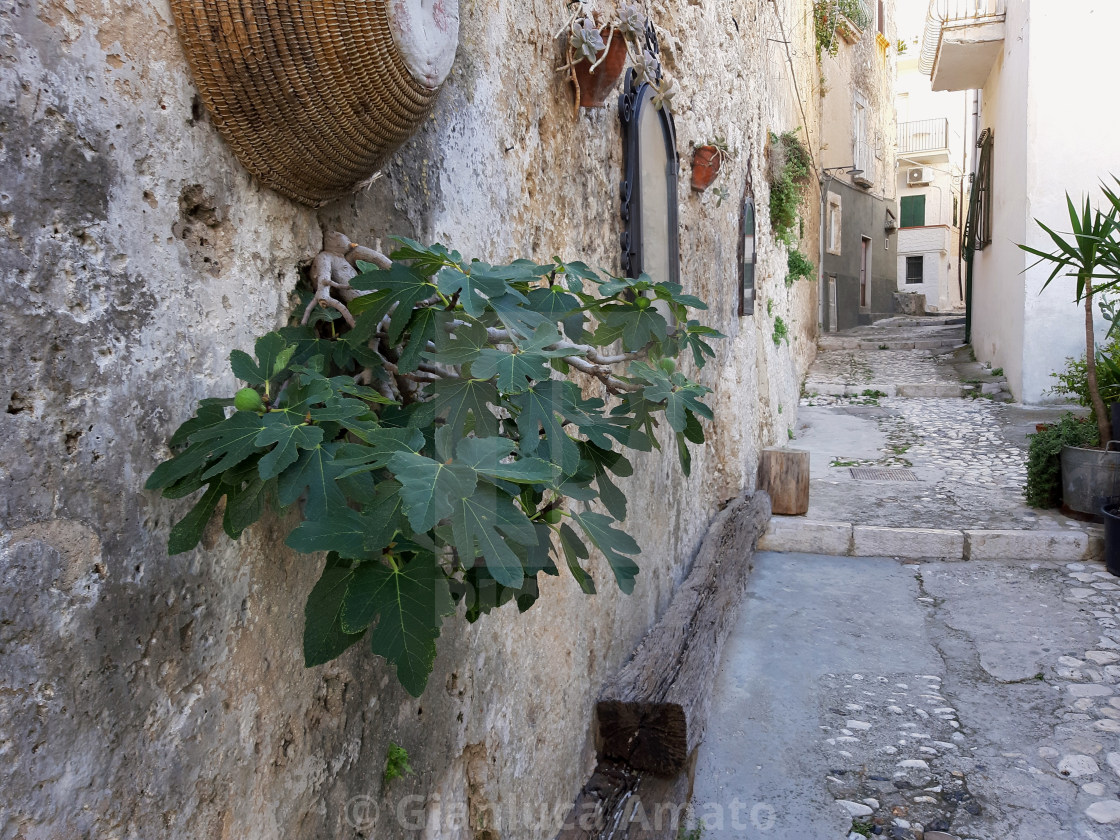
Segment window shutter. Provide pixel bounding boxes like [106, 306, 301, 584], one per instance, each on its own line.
[900, 195, 926, 228]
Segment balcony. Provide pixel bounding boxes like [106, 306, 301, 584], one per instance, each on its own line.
[920, 0, 1006, 92]
[898, 118, 949, 158]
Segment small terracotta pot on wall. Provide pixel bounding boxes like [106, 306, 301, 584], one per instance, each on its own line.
[691, 146, 724, 191]
[572, 32, 629, 108]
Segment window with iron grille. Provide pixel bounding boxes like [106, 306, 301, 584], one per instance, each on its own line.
[905, 255, 923, 284]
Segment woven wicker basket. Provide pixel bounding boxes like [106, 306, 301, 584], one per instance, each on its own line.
[170, 0, 449, 206]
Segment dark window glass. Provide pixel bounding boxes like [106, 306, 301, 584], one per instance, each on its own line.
[905, 255, 924, 284]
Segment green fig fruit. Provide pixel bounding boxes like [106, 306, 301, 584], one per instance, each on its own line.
[234, 387, 264, 413]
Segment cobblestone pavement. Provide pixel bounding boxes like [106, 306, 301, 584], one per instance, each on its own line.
[793, 319, 1085, 532]
[806, 348, 960, 391]
[693, 553, 1120, 840]
[692, 319, 1120, 840]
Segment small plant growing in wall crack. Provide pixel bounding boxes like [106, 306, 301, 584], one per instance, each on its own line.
[147, 235, 723, 696]
[768, 130, 813, 246]
[384, 743, 414, 784]
[772, 316, 790, 346]
[785, 248, 814, 287]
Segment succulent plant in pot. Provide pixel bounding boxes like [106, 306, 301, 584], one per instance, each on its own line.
[691, 137, 731, 192]
[557, 2, 672, 111]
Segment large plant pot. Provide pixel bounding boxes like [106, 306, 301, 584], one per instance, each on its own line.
[1104, 503, 1120, 577]
[1060, 443, 1120, 517]
[572, 32, 628, 107]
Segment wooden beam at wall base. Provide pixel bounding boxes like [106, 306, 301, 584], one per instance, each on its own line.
[595, 491, 772, 777]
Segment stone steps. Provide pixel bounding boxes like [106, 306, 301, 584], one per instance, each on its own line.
[758, 516, 1104, 562]
[803, 382, 968, 399]
[817, 336, 964, 351]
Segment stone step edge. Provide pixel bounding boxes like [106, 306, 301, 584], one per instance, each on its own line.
[758, 518, 1104, 562]
[803, 382, 967, 398]
[816, 339, 964, 351]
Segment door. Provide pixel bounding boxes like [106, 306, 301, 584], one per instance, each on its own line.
[860, 236, 872, 309]
[828, 276, 838, 332]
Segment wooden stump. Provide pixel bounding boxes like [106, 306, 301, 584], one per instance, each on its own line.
[595, 492, 771, 777]
[757, 446, 809, 515]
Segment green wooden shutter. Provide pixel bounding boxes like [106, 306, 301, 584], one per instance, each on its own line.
[900, 195, 926, 228]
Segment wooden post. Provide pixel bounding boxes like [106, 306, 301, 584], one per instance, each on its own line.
[757, 446, 809, 515]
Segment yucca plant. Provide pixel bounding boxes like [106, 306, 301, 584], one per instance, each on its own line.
[1020, 183, 1120, 443]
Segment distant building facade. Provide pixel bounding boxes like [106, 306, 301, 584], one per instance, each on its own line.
[894, 42, 968, 313]
[923, 0, 1120, 402]
[818, 0, 899, 331]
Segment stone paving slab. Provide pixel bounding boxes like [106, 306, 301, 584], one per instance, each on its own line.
[692, 552, 1120, 839]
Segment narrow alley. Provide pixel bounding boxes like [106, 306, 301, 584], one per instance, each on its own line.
[693, 319, 1120, 839]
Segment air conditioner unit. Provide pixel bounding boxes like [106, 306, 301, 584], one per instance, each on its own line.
[907, 167, 934, 186]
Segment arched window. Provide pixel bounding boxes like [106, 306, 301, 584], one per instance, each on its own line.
[619, 71, 680, 289]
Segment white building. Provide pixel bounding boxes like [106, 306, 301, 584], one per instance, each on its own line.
[922, 0, 1120, 402]
[894, 26, 968, 314]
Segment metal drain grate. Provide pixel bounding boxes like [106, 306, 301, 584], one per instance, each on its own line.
[850, 467, 918, 481]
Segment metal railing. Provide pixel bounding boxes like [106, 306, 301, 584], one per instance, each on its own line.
[920, 0, 1007, 75]
[898, 118, 949, 154]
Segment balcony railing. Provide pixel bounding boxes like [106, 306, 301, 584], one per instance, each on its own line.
[920, 0, 1007, 76]
[898, 118, 949, 155]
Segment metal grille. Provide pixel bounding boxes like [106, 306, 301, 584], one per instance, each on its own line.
[850, 468, 918, 481]
[898, 118, 948, 155]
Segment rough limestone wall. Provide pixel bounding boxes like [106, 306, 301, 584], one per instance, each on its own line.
[0, 1, 818, 839]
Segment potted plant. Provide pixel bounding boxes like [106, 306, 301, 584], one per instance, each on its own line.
[558, 2, 676, 113]
[691, 137, 731, 192]
[1020, 181, 1120, 517]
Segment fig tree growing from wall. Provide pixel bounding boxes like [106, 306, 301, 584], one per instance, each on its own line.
[147, 237, 722, 696]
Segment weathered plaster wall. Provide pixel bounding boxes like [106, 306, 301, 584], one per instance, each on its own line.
[817, 2, 898, 328]
[969, 0, 1120, 402]
[821, 180, 898, 329]
[0, 1, 818, 838]
[819, 4, 897, 199]
[1018, 0, 1120, 403]
[967, 2, 1028, 400]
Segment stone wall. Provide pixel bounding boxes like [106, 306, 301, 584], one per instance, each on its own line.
[0, 1, 819, 837]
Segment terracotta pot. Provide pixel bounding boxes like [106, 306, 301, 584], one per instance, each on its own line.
[572, 31, 628, 108]
[691, 146, 723, 191]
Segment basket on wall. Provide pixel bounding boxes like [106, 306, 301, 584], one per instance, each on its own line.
[170, 0, 459, 206]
